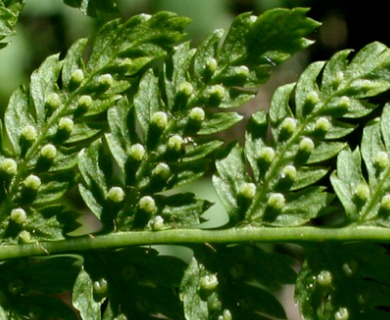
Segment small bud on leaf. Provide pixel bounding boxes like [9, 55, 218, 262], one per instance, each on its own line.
[128, 144, 146, 161]
[10, 208, 27, 224]
[45, 93, 61, 109]
[23, 175, 41, 190]
[151, 111, 168, 129]
[267, 193, 285, 210]
[107, 186, 125, 203]
[40, 144, 57, 160]
[168, 135, 184, 152]
[238, 182, 256, 199]
[139, 196, 156, 213]
[1, 158, 17, 175]
[58, 117, 74, 134]
[189, 107, 205, 122]
[21, 125, 37, 142]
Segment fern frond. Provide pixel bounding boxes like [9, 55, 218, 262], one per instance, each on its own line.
[331, 103, 390, 224]
[214, 42, 390, 226]
[0, 12, 190, 241]
[0, 0, 23, 49]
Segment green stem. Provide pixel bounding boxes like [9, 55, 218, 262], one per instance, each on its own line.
[1, 226, 390, 260]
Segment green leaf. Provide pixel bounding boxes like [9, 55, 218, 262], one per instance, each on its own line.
[198, 112, 243, 135]
[87, 12, 190, 73]
[331, 104, 390, 226]
[219, 8, 320, 67]
[73, 267, 101, 320]
[4, 86, 34, 155]
[158, 193, 212, 227]
[213, 143, 248, 224]
[330, 147, 366, 221]
[30, 54, 62, 126]
[180, 256, 214, 320]
[263, 187, 334, 226]
[78, 140, 108, 220]
[297, 243, 390, 320]
[0, 0, 24, 48]
[134, 70, 164, 140]
[307, 141, 346, 164]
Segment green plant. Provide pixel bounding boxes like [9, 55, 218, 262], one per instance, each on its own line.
[2, 1, 390, 319]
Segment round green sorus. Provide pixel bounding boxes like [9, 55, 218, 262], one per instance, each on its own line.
[167, 135, 184, 152]
[299, 137, 315, 154]
[130, 144, 146, 160]
[353, 183, 370, 202]
[328, 96, 350, 115]
[70, 68, 84, 87]
[258, 147, 275, 163]
[374, 151, 390, 170]
[205, 85, 225, 102]
[281, 117, 297, 134]
[45, 92, 61, 110]
[77, 95, 93, 112]
[10, 208, 27, 224]
[21, 125, 38, 142]
[335, 307, 349, 320]
[236, 65, 249, 77]
[148, 215, 165, 231]
[189, 107, 205, 123]
[205, 57, 218, 74]
[207, 292, 222, 311]
[93, 278, 108, 296]
[107, 186, 125, 203]
[58, 117, 74, 134]
[114, 314, 128, 320]
[281, 164, 297, 181]
[267, 193, 285, 210]
[23, 174, 41, 190]
[151, 111, 168, 129]
[380, 194, 390, 212]
[97, 73, 113, 90]
[279, 117, 297, 140]
[139, 196, 156, 214]
[128, 143, 146, 161]
[317, 270, 332, 286]
[153, 163, 171, 179]
[314, 117, 331, 133]
[40, 144, 57, 160]
[238, 182, 256, 199]
[218, 309, 232, 320]
[0, 158, 17, 175]
[334, 71, 344, 85]
[200, 274, 219, 291]
[177, 81, 194, 97]
[338, 96, 350, 108]
[302, 90, 320, 115]
[306, 90, 320, 106]
[18, 230, 32, 243]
